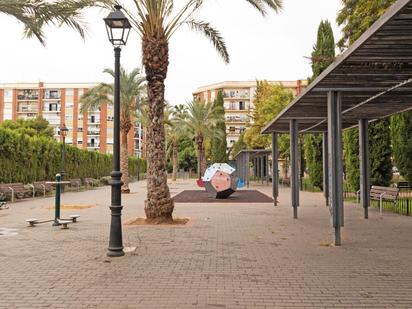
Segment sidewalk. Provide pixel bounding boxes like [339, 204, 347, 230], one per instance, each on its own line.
[1, 180, 412, 308]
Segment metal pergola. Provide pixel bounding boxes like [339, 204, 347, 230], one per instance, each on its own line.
[261, 0, 412, 245]
[234, 149, 272, 188]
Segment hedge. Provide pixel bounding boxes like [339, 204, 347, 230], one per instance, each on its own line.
[0, 128, 146, 184]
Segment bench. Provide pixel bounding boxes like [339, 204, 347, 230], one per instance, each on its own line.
[69, 179, 81, 191]
[370, 186, 400, 216]
[0, 183, 30, 203]
[84, 178, 97, 189]
[396, 181, 410, 189]
[29, 181, 54, 198]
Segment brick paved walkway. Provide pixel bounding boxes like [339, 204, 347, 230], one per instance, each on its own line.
[1, 180, 412, 308]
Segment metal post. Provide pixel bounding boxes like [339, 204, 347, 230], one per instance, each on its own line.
[260, 156, 264, 184]
[272, 133, 279, 206]
[246, 152, 250, 188]
[322, 132, 329, 206]
[290, 119, 299, 219]
[53, 174, 61, 226]
[359, 119, 370, 219]
[266, 154, 269, 185]
[61, 136, 66, 193]
[327, 91, 344, 246]
[107, 47, 125, 257]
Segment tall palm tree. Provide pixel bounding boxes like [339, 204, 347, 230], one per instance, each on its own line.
[119, 0, 282, 222]
[0, 0, 111, 45]
[185, 99, 224, 178]
[80, 67, 145, 193]
[166, 104, 188, 181]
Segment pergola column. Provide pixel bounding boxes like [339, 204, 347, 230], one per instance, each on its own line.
[290, 119, 299, 219]
[359, 119, 370, 219]
[327, 91, 344, 246]
[246, 152, 250, 188]
[260, 156, 264, 184]
[272, 133, 279, 206]
[322, 132, 329, 206]
[265, 154, 269, 185]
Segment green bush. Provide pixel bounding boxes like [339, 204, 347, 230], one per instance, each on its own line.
[0, 127, 146, 184]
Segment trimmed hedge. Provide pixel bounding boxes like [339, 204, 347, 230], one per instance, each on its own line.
[0, 128, 146, 184]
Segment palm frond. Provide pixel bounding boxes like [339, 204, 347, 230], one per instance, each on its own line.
[186, 19, 229, 63]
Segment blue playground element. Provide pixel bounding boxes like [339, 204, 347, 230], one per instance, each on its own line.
[237, 178, 245, 188]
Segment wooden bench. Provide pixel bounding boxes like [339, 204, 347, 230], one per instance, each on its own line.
[0, 183, 30, 203]
[370, 186, 400, 216]
[29, 181, 53, 198]
[69, 179, 81, 191]
[84, 178, 97, 189]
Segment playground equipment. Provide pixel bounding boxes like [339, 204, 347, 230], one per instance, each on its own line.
[25, 174, 79, 229]
[202, 163, 238, 199]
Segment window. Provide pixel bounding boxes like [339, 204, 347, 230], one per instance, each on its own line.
[49, 103, 58, 111]
[239, 101, 245, 110]
[4, 90, 12, 98]
[66, 89, 74, 96]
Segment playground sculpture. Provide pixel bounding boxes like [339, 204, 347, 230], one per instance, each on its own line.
[202, 163, 238, 199]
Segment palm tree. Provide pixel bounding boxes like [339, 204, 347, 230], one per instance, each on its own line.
[185, 99, 224, 178]
[166, 104, 188, 181]
[0, 0, 111, 45]
[80, 67, 145, 193]
[119, 0, 282, 222]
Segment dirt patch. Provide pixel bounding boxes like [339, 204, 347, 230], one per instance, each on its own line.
[124, 217, 192, 227]
[46, 204, 95, 210]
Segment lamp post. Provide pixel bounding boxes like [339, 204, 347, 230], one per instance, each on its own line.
[104, 5, 131, 257]
[59, 123, 69, 187]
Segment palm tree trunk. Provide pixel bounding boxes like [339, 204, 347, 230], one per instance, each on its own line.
[142, 34, 174, 222]
[172, 141, 178, 181]
[196, 135, 204, 178]
[201, 142, 207, 175]
[120, 129, 130, 193]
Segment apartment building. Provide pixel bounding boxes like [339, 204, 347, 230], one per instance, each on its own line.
[193, 80, 307, 152]
[0, 82, 144, 157]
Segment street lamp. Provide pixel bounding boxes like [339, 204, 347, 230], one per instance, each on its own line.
[104, 5, 131, 257]
[59, 123, 69, 183]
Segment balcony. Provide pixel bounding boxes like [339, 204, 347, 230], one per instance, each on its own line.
[87, 131, 100, 136]
[43, 90, 60, 100]
[87, 143, 100, 148]
[17, 90, 39, 100]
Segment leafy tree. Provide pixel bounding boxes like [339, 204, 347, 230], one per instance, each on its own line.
[231, 132, 247, 159]
[178, 136, 197, 176]
[337, 0, 394, 190]
[121, 0, 282, 222]
[0, 117, 54, 138]
[243, 81, 293, 160]
[304, 20, 335, 189]
[185, 99, 224, 178]
[391, 112, 412, 183]
[80, 67, 145, 193]
[0, 0, 110, 45]
[337, 0, 397, 49]
[211, 91, 228, 163]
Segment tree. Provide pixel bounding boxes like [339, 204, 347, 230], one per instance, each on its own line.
[167, 104, 188, 181]
[304, 20, 335, 189]
[337, 0, 394, 190]
[243, 81, 293, 158]
[121, 0, 282, 222]
[211, 91, 228, 163]
[185, 99, 224, 178]
[391, 112, 412, 183]
[80, 67, 145, 193]
[0, 117, 54, 138]
[0, 0, 110, 45]
[231, 132, 247, 159]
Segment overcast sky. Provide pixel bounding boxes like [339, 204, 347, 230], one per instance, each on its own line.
[0, 0, 342, 105]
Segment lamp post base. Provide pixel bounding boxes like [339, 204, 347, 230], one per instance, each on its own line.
[107, 248, 125, 257]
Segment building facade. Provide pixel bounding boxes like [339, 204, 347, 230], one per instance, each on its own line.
[0, 82, 144, 157]
[193, 80, 307, 151]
